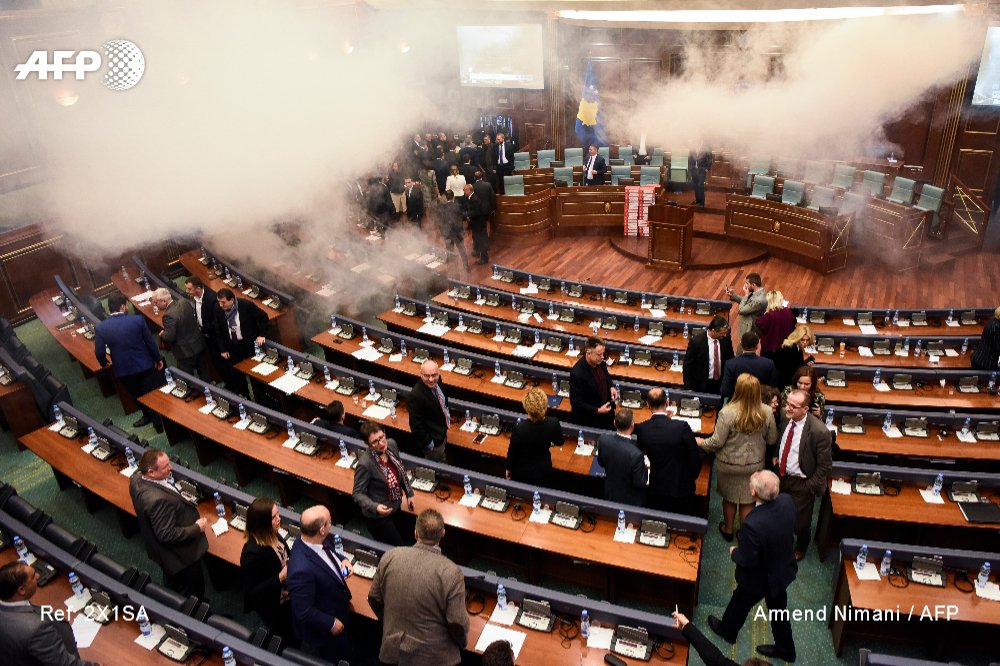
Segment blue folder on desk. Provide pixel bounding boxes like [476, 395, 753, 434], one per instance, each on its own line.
[589, 457, 606, 478]
[547, 395, 564, 409]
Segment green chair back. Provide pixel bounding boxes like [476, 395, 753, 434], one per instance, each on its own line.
[553, 167, 575, 187]
[831, 164, 856, 190]
[610, 165, 631, 185]
[564, 148, 584, 167]
[639, 167, 661, 187]
[886, 177, 915, 205]
[536, 150, 556, 169]
[781, 180, 805, 206]
[503, 175, 525, 196]
[750, 175, 775, 199]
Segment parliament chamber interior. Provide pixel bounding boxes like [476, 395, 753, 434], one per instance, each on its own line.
[1, 1, 1000, 665]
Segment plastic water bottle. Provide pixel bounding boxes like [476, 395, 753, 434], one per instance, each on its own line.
[69, 572, 85, 598]
[125, 447, 137, 468]
[962, 418, 972, 435]
[683, 322, 689, 339]
[672, 352, 680, 368]
[961, 338, 969, 355]
[802, 307, 809, 322]
[222, 647, 237, 666]
[873, 368, 881, 388]
[235, 276, 243, 290]
[497, 583, 507, 611]
[893, 310, 900, 326]
[238, 403, 247, 421]
[493, 265, 500, 280]
[333, 533, 345, 559]
[825, 409, 834, 427]
[323, 367, 332, 384]
[617, 510, 626, 534]
[400, 340, 407, 357]
[164, 368, 174, 387]
[914, 339, 922, 357]
[494, 360, 502, 377]
[214, 492, 225, 518]
[568, 338, 575, 354]
[463, 475, 473, 496]
[286, 419, 296, 440]
[338, 439, 349, 459]
[641, 293, 648, 308]
[121, 265, 129, 279]
[458, 313, 464, 328]
[528, 274, 534, 288]
[476, 287, 483, 301]
[947, 309, 954, 324]
[534, 331, 540, 346]
[390, 404, 397, 420]
[532, 491, 541, 514]
[882, 411, 893, 432]
[87, 427, 98, 447]
[425, 304, 432, 319]
[548, 302, 556, 318]
[623, 346, 631, 364]
[601, 287, 607, 303]
[285, 356, 294, 373]
[13, 536, 29, 561]
[580, 610, 591, 638]
[394, 294, 401, 310]
[330, 314, 337, 330]
[551, 374, 558, 393]
[362, 326, 369, 342]
[510, 297, 517, 312]
[577, 430, 585, 448]
[368, 379, 377, 400]
[932, 473, 944, 497]
[884, 310, 891, 327]
[137, 607, 152, 637]
[204, 387, 215, 407]
[496, 324, 502, 339]
[53, 405, 64, 424]
[988, 372, 997, 392]
[633, 316, 640, 332]
[977, 562, 992, 589]
[464, 409, 472, 426]
[902, 337, 910, 355]
[152, 304, 159, 316]
[880, 550, 893, 577]
[856, 544, 868, 571]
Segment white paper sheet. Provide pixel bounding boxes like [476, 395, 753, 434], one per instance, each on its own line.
[566, 349, 580, 357]
[459, 492, 481, 508]
[647, 308, 666, 318]
[574, 443, 594, 456]
[957, 430, 978, 443]
[944, 348, 959, 357]
[638, 334, 662, 345]
[351, 263, 370, 273]
[830, 480, 852, 495]
[529, 508, 552, 523]
[859, 324, 879, 335]
[674, 417, 702, 432]
[975, 581, 1000, 601]
[883, 426, 902, 438]
[71, 615, 102, 648]
[362, 405, 391, 420]
[198, 404, 214, 414]
[64, 589, 92, 612]
[842, 318, 856, 326]
[946, 320, 960, 327]
[854, 562, 881, 581]
[316, 286, 336, 297]
[919, 488, 946, 504]
[119, 466, 138, 478]
[81, 442, 96, 454]
[874, 382, 891, 392]
[211, 518, 229, 536]
[513, 345, 538, 359]
[252, 362, 279, 376]
[282, 437, 298, 449]
[519, 286, 539, 295]
[388, 353, 403, 363]
[335, 454, 356, 468]
[613, 526, 637, 543]
[352, 347, 385, 362]
[134, 624, 166, 649]
[233, 418, 251, 430]
[474, 624, 527, 659]
[269, 373, 309, 395]
[857, 346, 874, 357]
[158, 384, 172, 394]
[587, 626, 615, 650]
[489, 602, 519, 626]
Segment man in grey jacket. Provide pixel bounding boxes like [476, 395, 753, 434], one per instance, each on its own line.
[153, 288, 206, 377]
[368, 509, 469, 666]
[726, 273, 767, 354]
[0, 561, 99, 665]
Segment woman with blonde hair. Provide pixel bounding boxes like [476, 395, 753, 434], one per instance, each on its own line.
[697, 374, 777, 540]
[506, 387, 563, 486]
[774, 323, 816, 390]
[755, 290, 795, 360]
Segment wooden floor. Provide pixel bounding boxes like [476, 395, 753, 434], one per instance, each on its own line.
[470, 232, 1000, 310]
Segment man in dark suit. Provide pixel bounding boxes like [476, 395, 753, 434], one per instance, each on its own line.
[408, 360, 450, 462]
[472, 170, 496, 216]
[436, 191, 470, 271]
[634, 388, 703, 514]
[368, 509, 469, 666]
[462, 183, 490, 265]
[212, 287, 268, 395]
[569, 336, 618, 430]
[683, 315, 734, 394]
[153, 288, 206, 377]
[708, 470, 798, 662]
[184, 277, 217, 339]
[0, 561, 99, 666]
[287, 505, 353, 663]
[404, 177, 425, 226]
[719, 331, 777, 399]
[596, 408, 646, 507]
[493, 132, 514, 194]
[312, 400, 361, 441]
[129, 449, 209, 597]
[689, 149, 713, 207]
[94, 292, 164, 432]
[480, 134, 496, 182]
[769, 389, 833, 561]
[582, 144, 607, 186]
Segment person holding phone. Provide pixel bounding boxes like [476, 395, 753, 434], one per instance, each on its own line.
[726, 273, 767, 355]
[569, 336, 618, 429]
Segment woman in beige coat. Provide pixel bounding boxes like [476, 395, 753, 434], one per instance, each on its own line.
[697, 373, 777, 541]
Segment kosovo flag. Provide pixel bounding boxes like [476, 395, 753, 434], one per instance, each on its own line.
[575, 58, 603, 147]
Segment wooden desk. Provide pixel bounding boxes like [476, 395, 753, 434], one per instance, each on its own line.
[816, 479, 1000, 559]
[430, 291, 690, 353]
[111, 271, 165, 329]
[0, 549, 225, 666]
[859, 198, 927, 271]
[647, 204, 693, 271]
[834, 421, 1000, 463]
[830, 556, 999, 658]
[805, 318, 982, 340]
[178, 250, 301, 350]
[813, 347, 975, 370]
[29, 289, 134, 412]
[494, 187, 553, 244]
[378, 309, 686, 388]
[725, 194, 851, 273]
[138, 390, 703, 607]
[820, 380, 998, 411]
[0, 379, 45, 440]
[551, 186, 630, 236]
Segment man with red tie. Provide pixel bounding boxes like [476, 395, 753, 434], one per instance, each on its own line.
[287, 505, 353, 663]
[769, 389, 832, 561]
[682, 315, 734, 395]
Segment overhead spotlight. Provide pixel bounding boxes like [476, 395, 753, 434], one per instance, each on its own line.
[398, 42, 410, 54]
[343, 42, 354, 55]
[56, 92, 79, 107]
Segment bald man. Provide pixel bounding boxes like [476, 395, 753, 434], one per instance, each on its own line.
[408, 360, 450, 462]
[287, 505, 353, 663]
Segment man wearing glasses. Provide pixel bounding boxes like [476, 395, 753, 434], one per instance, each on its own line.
[768, 389, 832, 561]
[570, 336, 619, 429]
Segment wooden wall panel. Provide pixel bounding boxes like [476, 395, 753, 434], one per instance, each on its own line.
[954, 149, 994, 194]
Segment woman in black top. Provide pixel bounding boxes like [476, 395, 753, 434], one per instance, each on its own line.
[240, 497, 297, 646]
[352, 422, 414, 546]
[506, 387, 563, 487]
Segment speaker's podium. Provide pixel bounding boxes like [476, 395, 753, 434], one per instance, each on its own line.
[646, 202, 693, 271]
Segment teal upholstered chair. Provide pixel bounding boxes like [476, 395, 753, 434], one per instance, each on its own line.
[775, 158, 801, 180]
[536, 149, 556, 168]
[639, 166, 661, 187]
[745, 157, 771, 191]
[807, 186, 836, 211]
[857, 170, 886, 197]
[669, 149, 689, 183]
[618, 145, 634, 166]
[649, 148, 665, 167]
[750, 175, 775, 199]
[503, 175, 525, 196]
[564, 148, 584, 167]
[598, 146, 610, 162]
[513, 151, 531, 172]
[831, 164, 856, 190]
[914, 184, 944, 233]
[886, 177, 915, 205]
[781, 180, 805, 206]
[610, 165, 632, 186]
[841, 191, 867, 217]
[553, 167, 575, 187]
[803, 160, 833, 185]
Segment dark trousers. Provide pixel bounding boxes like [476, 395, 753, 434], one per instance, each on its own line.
[647, 493, 699, 517]
[470, 222, 489, 260]
[365, 511, 410, 547]
[692, 168, 708, 205]
[217, 355, 250, 397]
[780, 475, 817, 553]
[719, 584, 794, 654]
[118, 368, 163, 426]
[175, 352, 207, 378]
[164, 558, 206, 599]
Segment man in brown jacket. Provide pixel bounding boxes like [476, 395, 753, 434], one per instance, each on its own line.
[368, 509, 469, 665]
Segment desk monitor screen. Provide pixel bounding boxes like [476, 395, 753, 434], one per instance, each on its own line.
[457, 25, 544, 90]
